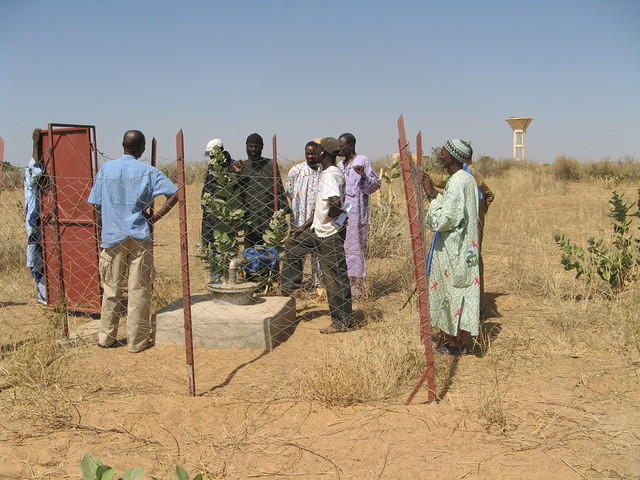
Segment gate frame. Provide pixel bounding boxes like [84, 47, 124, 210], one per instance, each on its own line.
[41, 123, 101, 334]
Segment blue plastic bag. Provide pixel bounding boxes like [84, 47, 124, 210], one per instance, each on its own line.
[242, 246, 279, 274]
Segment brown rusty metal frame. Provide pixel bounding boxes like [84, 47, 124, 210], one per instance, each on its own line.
[397, 115, 436, 404]
[272, 134, 279, 211]
[416, 131, 423, 170]
[44, 123, 100, 335]
[176, 130, 196, 396]
[150, 137, 157, 244]
[46, 124, 67, 334]
[0, 136, 4, 194]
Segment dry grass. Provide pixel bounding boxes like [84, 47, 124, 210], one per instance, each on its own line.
[0, 193, 26, 275]
[1, 164, 639, 478]
[4, 166, 637, 405]
[0, 326, 86, 430]
[300, 322, 425, 406]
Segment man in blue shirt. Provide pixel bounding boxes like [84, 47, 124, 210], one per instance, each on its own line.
[88, 130, 178, 353]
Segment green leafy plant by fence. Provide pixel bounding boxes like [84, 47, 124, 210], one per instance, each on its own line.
[199, 145, 245, 280]
[81, 455, 202, 480]
[554, 187, 640, 295]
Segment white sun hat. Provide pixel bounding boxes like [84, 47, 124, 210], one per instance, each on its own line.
[204, 138, 224, 155]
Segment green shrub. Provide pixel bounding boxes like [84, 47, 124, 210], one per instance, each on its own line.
[80, 455, 202, 480]
[554, 187, 640, 295]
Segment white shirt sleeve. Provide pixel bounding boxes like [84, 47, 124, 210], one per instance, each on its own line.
[320, 170, 341, 200]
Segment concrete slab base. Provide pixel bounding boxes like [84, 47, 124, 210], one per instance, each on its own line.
[154, 294, 297, 351]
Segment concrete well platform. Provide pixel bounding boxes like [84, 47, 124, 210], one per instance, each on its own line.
[154, 294, 297, 351]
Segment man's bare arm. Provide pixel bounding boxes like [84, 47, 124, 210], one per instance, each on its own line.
[327, 196, 342, 219]
[149, 192, 178, 224]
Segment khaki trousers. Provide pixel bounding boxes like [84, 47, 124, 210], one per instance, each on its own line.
[98, 238, 154, 352]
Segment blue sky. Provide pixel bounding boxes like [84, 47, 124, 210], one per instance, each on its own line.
[1, 0, 639, 166]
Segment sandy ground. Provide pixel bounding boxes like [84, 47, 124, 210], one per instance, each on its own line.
[1, 176, 639, 479]
[1, 285, 638, 479]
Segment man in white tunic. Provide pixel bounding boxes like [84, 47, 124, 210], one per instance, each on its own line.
[421, 139, 480, 354]
[285, 141, 322, 287]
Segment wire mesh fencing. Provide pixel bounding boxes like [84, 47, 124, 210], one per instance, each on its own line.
[0, 127, 446, 406]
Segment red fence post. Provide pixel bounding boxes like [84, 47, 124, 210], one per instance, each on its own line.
[397, 115, 436, 404]
[0, 136, 4, 194]
[272, 134, 279, 211]
[150, 137, 157, 244]
[416, 131, 423, 170]
[175, 129, 196, 396]
[46, 124, 69, 337]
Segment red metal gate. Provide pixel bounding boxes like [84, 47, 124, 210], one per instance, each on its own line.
[40, 124, 101, 315]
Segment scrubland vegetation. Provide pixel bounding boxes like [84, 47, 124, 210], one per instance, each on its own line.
[1, 156, 638, 478]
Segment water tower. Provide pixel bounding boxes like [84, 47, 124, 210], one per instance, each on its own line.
[506, 117, 533, 161]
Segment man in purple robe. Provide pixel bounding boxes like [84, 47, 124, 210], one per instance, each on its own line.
[337, 133, 381, 297]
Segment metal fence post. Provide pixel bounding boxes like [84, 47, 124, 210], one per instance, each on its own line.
[272, 134, 279, 211]
[150, 137, 157, 245]
[416, 131, 423, 169]
[176, 129, 196, 396]
[397, 116, 436, 404]
[0, 136, 4, 194]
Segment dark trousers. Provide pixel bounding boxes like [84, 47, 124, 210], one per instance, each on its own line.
[281, 229, 353, 329]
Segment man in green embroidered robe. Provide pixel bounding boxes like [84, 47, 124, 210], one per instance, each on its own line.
[421, 139, 480, 354]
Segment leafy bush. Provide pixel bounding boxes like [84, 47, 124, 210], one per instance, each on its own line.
[81, 456, 202, 480]
[474, 156, 516, 178]
[554, 187, 640, 295]
[553, 156, 581, 181]
[199, 145, 245, 280]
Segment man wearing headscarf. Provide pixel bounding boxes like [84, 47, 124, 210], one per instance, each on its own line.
[238, 133, 288, 247]
[429, 141, 494, 314]
[421, 139, 480, 354]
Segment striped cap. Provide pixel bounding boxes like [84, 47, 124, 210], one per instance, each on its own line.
[444, 139, 472, 164]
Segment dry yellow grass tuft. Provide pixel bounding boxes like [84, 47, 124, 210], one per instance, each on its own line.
[300, 322, 425, 406]
[0, 326, 86, 431]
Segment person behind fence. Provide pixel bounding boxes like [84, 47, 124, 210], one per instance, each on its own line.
[337, 133, 381, 298]
[238, 133, 288, 248]
[281, 137, 354, 334]
[200, 138, 234, 283]
[24, 128, 47, 304]
[88, 130, 178, 353]
[464, 152, 494, 315]
[420, 139, 480, 355]
[285, 140, 322, 289]
[430, 143, 494, 316]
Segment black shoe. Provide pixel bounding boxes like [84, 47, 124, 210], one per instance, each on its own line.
[97, 339, 126, 349]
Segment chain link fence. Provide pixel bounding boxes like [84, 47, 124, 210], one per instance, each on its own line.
[1, 124, 452, 406]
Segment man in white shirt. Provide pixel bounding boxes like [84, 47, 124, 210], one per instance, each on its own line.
[285, 141, 322, 288]
[281, 137, 354, 333]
